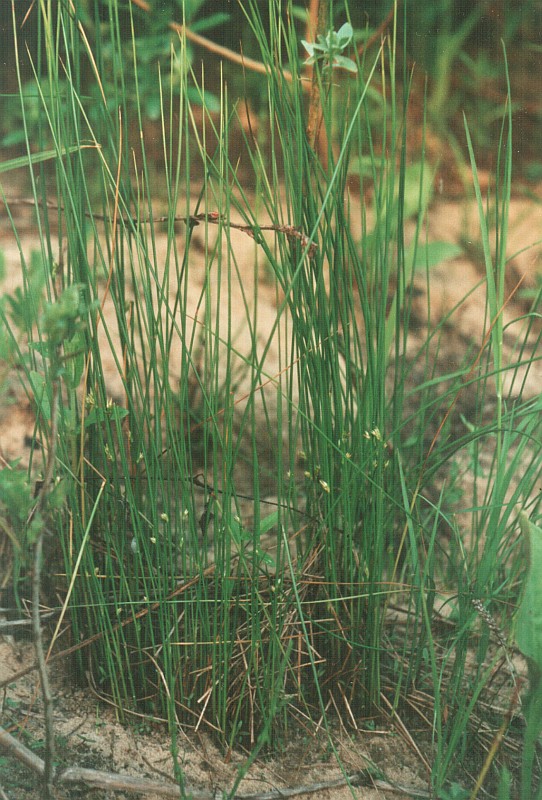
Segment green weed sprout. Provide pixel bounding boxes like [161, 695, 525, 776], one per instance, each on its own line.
[41, 285, 86, 359]
[301, 22, 358, 73]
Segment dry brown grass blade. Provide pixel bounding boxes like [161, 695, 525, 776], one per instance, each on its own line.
[0, 564, 217, 691]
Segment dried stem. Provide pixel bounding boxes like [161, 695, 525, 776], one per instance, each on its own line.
[305, 0, 329, 164]
[28, 376, 61, 798]
[0, 198, 317, 259]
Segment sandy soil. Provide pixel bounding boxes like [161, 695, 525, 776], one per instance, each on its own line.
[0, 640, 432, 800]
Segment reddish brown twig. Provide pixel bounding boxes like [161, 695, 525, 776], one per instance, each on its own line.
[0, 197, 317, 259]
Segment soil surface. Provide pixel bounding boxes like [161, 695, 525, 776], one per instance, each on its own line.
[1, 182, 540, 798]
[1, 637, 431, 800]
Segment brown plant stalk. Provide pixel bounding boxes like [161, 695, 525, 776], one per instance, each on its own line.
[27, 376, 61, 798]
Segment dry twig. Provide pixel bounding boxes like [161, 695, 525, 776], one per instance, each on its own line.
[0, 197, 317, 259]
[26, 378, 61, 798]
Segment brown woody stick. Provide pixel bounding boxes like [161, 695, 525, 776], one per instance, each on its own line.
[305, 0, 330, 164]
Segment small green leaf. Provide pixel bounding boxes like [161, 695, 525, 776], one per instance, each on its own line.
[29, 341, 50, 358]
[402, 161, 434, 219]
[191, 12, 229, 33]
[83, 403, 129, 429]
[410, 241, 463, 271]
[42, 284, 85, 347]
[144, 94, 162, 121]
[186, 87, 220, 112]
[258, 511, 279, 536]
[336, 22, 353, 48]
[437, 783, 469, 800]
[258, 551, 276, 568]
[315, 33, 329, 49]
[331, 54, 358, 73]
[109, 404, 129, 423]
[0, 144, 94, 174]
[47, 478, 68, 511]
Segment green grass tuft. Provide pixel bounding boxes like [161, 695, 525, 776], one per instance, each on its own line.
[0, 2, 540, 796]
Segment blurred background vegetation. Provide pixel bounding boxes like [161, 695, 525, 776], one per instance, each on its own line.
[2, 0, 542, 183]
